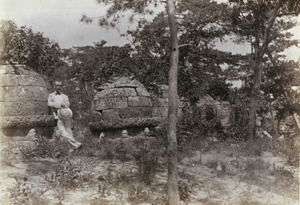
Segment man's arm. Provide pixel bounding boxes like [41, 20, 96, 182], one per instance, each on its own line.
[48, 93, 55, 107]
[62, 94, 70, 108]
[48, 93, 62, 109]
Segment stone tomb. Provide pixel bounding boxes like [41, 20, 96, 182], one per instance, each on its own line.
[89, 77, 163, 138]
[0, 64, 55, 137]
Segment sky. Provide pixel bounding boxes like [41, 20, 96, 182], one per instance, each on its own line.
[0, 0, 299, 61]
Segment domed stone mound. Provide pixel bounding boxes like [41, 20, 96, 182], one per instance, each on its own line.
[0, 64, 56, 136]
[89, 77, 163, 137]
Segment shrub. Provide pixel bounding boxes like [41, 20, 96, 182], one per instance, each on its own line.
[127, 185, 149, 203]
[18, 135, 70, 159]
[8, 178, 49, 205]
[132, 138, 162, 185]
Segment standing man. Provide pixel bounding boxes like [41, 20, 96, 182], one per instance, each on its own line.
[48, 80, 82, 151]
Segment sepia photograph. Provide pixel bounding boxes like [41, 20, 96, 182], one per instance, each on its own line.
[0, 0, 299, 204]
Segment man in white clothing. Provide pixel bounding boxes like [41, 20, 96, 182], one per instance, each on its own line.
[48, 81, 82, 151]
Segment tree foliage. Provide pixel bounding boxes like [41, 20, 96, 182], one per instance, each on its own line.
[127, 1, 244, 102]
[229, 0, 300, 140]
[0, 20, 62, 74]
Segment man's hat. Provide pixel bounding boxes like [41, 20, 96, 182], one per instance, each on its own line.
[58, 108, 73, 120]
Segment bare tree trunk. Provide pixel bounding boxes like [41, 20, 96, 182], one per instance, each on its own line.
[248, 60, 262, 140]
[166, 0, 180, 204]
[269, 101, 276, 136]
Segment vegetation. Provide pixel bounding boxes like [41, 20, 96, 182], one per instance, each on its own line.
[0, 0, 299, 204]
[0, 20, 63, 75]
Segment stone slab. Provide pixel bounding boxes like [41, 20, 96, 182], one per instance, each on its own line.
[89, 117, 164, 130]
[152, 107, 168, 117]
[114, 78, 144, 88]
[119, 107, 152, 118]
[0, 87, 3, 101]
[0, 65, 15, 74]
[0, 74, 19, 86]
[0, 101, 49, 116]
[0, 115, 56, 129]
[152, 97, 169, 107]
[94, 88, 137, 99]
[102, 109, 120, 120]
[128, 96, 152, 107]
[18, 75, 47, 86]
[2, 86, 48, 102]
[136, 87, 150, 97]
[94, 97, 128, 111]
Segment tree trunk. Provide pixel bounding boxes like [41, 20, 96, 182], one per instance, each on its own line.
[166, 0, 180, 204]
[248, 60, 262, 141]
[269, 101, 276, 136]
[247, 0, 284, 141]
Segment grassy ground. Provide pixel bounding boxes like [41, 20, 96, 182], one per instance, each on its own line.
[0, 127, 299, 205]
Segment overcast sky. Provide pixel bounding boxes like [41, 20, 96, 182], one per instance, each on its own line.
[0, 0, 299, 61]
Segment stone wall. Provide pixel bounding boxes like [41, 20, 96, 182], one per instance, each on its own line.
[196, 95, 234, 127]
[89, 78, 183, 137]
[0, 64, 55, 137]
[151, 85, 183, 118]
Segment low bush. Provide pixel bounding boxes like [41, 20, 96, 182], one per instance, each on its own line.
[132, 138, 162, 185]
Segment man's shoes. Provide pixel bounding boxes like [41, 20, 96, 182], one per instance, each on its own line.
[76, 144, 83, 151]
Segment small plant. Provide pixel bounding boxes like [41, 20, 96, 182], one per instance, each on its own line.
[8, 177, 49, 205]
[98, 182, 112, 198]
[132, 138, 161, 185]
[270, 134, 299, 166]
[239, 137, 270, 156]
[270, 165, 295, 187]
[206, 159, 218, 170]
[43, 159, 83, 189]
[18, 135, 70, 159]
[127, 185, 149, 203]
[115, 140, 131, 162]
[178, 180, 191, 202]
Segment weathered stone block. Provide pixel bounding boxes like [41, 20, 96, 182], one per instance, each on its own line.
[102, 109, 120, 120]
[152, 107, 168, 117]
[0, 102, 4, 116]
[3, 86, 48, 102]
[94, 97, 128, 111]
[136, 87, 150, 97]
[0, 74, 18, 86]
[115, 78, 144, 88]
[0, 87, 3, 101]
[94, 88, 137, 99]
[119, 107, 152, 118]
[0, 65, 15, 74]
[128, 96, 152, 107]
[152, 97, 168, 107]
[1, 101, 48, 116]
[0, 115, 55, 129]
[18, 75, 47, 86]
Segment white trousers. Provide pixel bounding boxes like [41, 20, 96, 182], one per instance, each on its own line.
[57, 118, 81, 148]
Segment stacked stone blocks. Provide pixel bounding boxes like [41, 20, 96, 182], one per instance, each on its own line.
[0, 64, 55, 136]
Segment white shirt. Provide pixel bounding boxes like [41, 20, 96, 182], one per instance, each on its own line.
[48, 92, 70, 109]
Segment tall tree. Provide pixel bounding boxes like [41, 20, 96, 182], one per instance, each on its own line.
[165, 0, 180, 204]
[230, 0, 300, 140]
[82, 1, 181, 203]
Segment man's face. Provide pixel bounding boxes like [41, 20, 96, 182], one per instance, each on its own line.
[54, 81, 62, 92]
